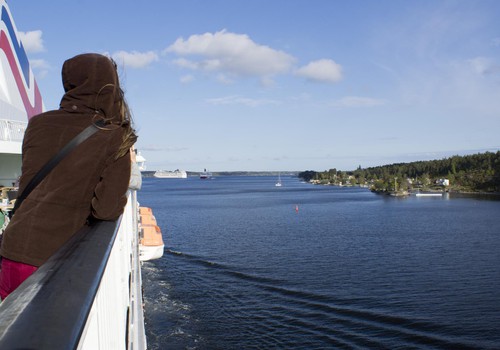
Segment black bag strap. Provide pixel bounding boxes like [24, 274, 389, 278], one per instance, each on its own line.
[10, 121, 104, 218]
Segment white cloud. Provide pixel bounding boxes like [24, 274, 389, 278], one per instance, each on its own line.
[18, 30, 44, 53]
[468, 57, 500, 75]
[172, 58, 198, 70]
[164, 29, 296, 80]
[111, 50, 159, 68]
[331, 96, 386, 108]
[295, 59, 343, 83]
[205, 95, 280, 107]
[215, 74, 233, 84]
[180, 74, 194, 84]
[29, 58, 50, 79]
[29, 59, 50, 70]
[437, 58, 500, 115]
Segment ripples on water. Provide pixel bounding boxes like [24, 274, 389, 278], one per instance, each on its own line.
[139, 176, 500, 349]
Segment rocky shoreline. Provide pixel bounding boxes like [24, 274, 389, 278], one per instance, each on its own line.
[307, 180, 500, 198]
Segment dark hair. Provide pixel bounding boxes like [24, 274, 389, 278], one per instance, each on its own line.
[94, 58, 137, 159]
[114, 84, 137, 159]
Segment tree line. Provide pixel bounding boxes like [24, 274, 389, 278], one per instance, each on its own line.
[298, 151, 500, 193]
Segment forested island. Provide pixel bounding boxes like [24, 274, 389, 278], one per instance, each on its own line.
[298, 151, 500, 195]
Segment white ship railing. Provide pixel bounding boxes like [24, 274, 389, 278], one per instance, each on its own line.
[0, 190, 147, 350]
[0, 119, 27, 142]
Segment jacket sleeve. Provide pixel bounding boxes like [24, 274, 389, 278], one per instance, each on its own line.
[91, 151, 131, 220]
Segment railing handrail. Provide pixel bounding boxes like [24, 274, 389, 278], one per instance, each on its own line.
[0, 218, 121, 349]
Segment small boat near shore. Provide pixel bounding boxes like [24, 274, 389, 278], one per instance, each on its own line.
[415, 192, 443, 197]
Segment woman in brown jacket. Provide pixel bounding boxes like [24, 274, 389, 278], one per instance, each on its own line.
[0, 53, 137, 299]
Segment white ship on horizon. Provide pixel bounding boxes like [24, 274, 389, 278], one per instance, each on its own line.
[154, 169, 188, 179]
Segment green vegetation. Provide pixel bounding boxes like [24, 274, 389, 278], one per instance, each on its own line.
[299, 151, 500, 194]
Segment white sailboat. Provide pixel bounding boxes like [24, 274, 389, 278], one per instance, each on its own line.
[275, 173, 282, 187]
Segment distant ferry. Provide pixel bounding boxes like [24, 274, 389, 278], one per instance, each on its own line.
[154, 169, 187, 178]
[200, 169, 212, 179]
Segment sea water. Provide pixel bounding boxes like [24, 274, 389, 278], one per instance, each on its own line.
[139, 176, 500, 349]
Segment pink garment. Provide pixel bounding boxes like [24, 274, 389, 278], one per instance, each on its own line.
[0, 257, 38, 300]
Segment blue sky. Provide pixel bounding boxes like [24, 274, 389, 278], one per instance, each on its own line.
[11, 0, 500, 172]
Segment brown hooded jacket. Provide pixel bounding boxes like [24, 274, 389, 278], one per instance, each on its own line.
[0, 53, 132, 267]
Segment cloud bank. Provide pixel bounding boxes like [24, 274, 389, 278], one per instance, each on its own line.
[165, 29, 295, 85]
[165, 29, 342, 85]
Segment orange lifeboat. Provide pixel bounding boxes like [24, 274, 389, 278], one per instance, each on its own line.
[138, 206, 164, 261]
